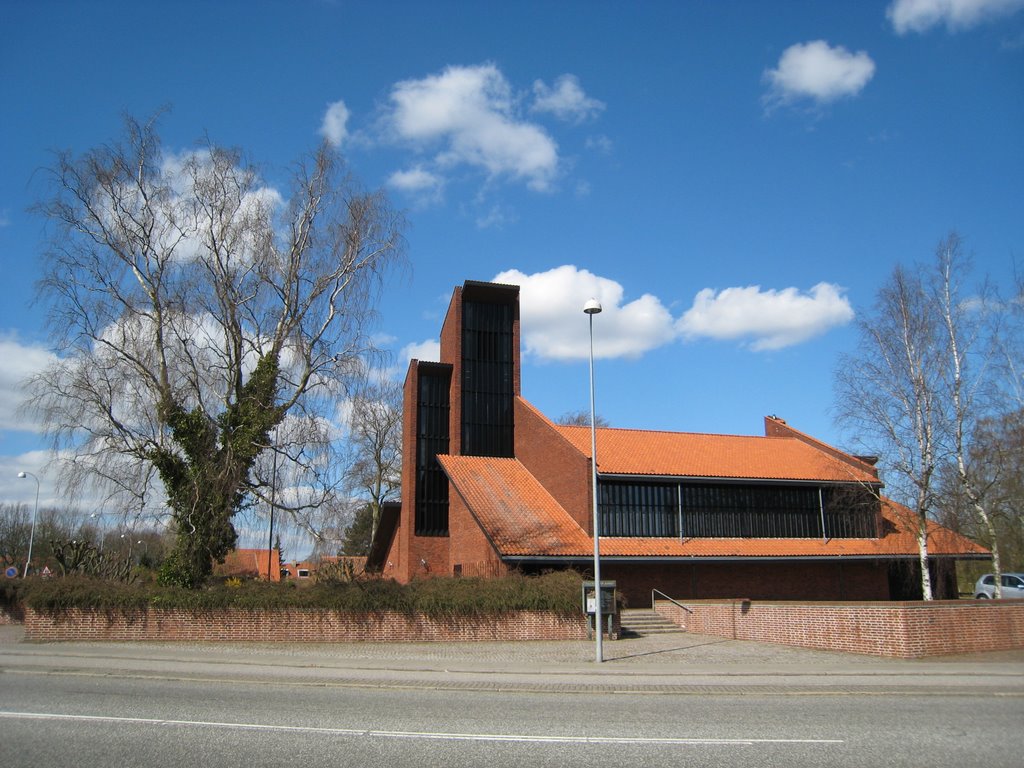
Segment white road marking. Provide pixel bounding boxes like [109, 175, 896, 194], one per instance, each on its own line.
[0, 710, 842, 746]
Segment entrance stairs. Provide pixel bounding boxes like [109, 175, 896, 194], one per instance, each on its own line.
[618, 608, 684, 638]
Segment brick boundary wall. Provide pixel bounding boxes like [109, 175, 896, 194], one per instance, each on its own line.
[654, 599, 1024, 658]
[22, 608, 610, 644]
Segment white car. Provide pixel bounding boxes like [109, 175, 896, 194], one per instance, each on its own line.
[974, 573, 1024, 599]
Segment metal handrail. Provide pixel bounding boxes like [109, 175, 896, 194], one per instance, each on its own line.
[651, 588, 692, 613]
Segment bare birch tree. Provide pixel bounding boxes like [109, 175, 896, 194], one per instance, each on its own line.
[342, 378, 403, 543]
[838, 232, 1021, 599]
[933, 233, 1006, 595]
[836, 264, 945, 599]
[26, 115, 405, 587]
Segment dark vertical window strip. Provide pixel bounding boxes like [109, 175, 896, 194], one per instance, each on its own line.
[462, 300, 514, 457]
[414, 370, 450, 536]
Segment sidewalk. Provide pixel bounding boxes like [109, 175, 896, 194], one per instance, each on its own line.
[2, 624, 1022, 695]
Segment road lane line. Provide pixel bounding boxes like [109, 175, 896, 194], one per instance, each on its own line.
[0, 711, 843, 746]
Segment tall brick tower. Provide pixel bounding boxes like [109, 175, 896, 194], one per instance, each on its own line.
[388, 281, 520, 581]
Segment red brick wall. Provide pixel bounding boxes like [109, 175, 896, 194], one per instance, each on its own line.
[448, 490, 510, 578]
[24, 608, 590, 643]
[395, 360, 420, 583]
[394, 360, 455, 584]
[440, 286, 463, 455]
[603, 560, 890, 607]
[655, 598, 1024, 658]
[515, 398, 592, 531]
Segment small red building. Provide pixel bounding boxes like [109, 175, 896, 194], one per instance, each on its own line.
[215, 548, 282, 581]
[368, 280, 987, 604]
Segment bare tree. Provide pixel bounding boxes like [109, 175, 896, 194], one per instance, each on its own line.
[933, 234, 1006, 594]
[838, 233, 1022, 599]
[26, 115, 405, 587]
[557, 409, 609, 428]
[836, 264, 945, 599]
[342, 378, 403, 542]
[0, 503, 31, 569]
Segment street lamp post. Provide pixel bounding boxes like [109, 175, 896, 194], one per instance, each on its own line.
[16, 471, 40, 579]
[584, 298, 603, 663]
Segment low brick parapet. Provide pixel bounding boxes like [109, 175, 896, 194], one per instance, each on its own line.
[654, 598, 1024, 658]
[23, 607, 602, 644]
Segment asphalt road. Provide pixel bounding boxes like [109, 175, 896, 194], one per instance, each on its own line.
[2, 662, 1023, 767]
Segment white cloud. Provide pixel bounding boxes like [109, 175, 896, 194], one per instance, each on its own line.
[2, 449, 70, 509]
[385, 64, 560, 191]
[492, 266, 676, 361]
[487, 267, 853, 361]
[320, 100, 350, 147]
[0, 334, 58, 431]
[764, 40, 875, 108]
[387, 166, 444, 205]
[888, 0, 1024, 34]
[400, 339, 441, 364]
[676, 283, 854, 351]
[531, 74, 605, 123]
[475, 204, 517, 230]
[585, 135, 613, 154]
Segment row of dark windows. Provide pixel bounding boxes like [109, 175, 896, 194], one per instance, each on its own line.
[598, 480, 879, 539]
[461, 299, 514, 458]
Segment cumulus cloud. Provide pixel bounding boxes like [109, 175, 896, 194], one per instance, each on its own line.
[146, 150, 284, 265]
[387, 166, 444, 206]
[0, 334, 58, 431]
[400, 339, 441, 364]
[531, 74, 605, 123]
[888, 0, 1024, 33]
[492, 266, 676, 361]
[320, 100, 350, 147]
[764, 40, 875, 108]
[384, 63, 560, 191]
[487, 267, 854, 361]
[677, 283, 854, 351]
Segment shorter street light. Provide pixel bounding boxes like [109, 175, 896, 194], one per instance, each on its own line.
[16, 471, 40, 579]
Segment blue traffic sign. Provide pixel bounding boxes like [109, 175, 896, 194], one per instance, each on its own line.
[4, 566, 18, 578]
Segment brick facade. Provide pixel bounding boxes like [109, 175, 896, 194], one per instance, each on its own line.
[655, 598, 1024, 658]
[23, 607, 590, 644]
[605, 560, 890, 607]
[515, 398, 593, 532]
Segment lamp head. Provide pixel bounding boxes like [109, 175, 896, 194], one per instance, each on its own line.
[583, 298, 602, 315]
[17, 472, 26, 479]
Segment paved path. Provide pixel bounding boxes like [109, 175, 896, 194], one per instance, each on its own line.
[2, 624, 1022, 695]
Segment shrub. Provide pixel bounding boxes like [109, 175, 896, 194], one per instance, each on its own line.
[20, 569, 583, 617]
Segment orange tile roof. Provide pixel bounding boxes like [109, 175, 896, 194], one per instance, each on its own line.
[555, 425, 879, 484]
[438, 455, 591, 555]
[437, 455, 987, 561]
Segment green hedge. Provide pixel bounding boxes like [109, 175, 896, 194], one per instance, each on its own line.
[21, 570, 582, 617]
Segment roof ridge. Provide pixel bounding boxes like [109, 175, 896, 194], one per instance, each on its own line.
[556, 424, 766, 439]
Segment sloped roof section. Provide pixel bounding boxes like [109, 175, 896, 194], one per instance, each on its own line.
[437, 455, 591, 556]
[555, 425, 879, 484]
[437, 455, 985, 561]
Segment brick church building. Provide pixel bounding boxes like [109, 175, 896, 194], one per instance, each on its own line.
[367, 280, 987, 604]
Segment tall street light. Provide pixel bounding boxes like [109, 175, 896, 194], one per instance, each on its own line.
[584, 297, 603, 663]
[16, 471, 40, 579]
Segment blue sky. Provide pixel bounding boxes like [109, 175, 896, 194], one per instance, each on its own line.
[2, 0, 1022, 526]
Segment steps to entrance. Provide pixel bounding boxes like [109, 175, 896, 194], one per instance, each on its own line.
[617, 608, 684, 637]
